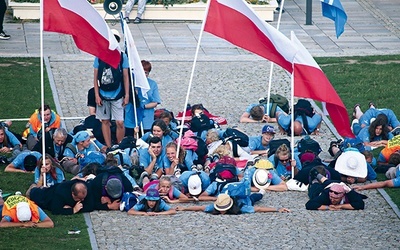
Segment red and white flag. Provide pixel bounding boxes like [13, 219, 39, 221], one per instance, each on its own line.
[291, 32, 354, 138]
[44, 0, 121, 68]
[204, 0, 297, 73]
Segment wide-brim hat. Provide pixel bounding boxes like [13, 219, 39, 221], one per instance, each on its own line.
[214, 193, 233, 211]
[252, 169, 272, 190]
[335, 150, 367, 178]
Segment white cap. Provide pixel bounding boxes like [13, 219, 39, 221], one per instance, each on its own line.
[16, 202, 32, 222]
[188, 174, 202, 196]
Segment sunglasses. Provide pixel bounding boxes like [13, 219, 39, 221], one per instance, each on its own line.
[329, 190, 343, 195]
[279, 158, 290, 163]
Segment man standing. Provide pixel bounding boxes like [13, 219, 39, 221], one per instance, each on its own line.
[0, 0, 10, 40]
[93, 29, 129, 148]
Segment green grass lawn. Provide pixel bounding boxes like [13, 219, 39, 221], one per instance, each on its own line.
[0, 58, 91, 250]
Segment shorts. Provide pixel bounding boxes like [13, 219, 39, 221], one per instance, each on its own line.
[96, 98, 124, 121]
[392, 177, 400, 188]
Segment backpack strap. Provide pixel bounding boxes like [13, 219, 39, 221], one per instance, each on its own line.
[270, 103, 278, 118]
[65, 143, 78, 157]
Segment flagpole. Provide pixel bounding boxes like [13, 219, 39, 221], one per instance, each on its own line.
[266, 0, 286, 117]
[290, 64, 295, 179]
[176, 0, 213, 159]
[40, 0, 46, 171]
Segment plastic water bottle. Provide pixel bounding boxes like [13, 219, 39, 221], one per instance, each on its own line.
[15, 191, 22, 196]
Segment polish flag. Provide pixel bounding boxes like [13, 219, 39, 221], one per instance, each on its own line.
[44, 0, 120, 68]
[204, 0, 297, 73]
[291, 32, 354, 138]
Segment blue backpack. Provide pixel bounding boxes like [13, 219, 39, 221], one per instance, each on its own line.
[119, 192, 140, 212]
[220, 180, 251, 199]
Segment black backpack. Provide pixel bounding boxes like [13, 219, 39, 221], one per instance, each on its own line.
[191, 136, 208, 165]
[268, 138, 291, 157]
[97, 53, 125, 100]
[209, 163, 239, 194]
[259, 93, 290, 117]
[190, 114, 213, 134]
[297, 135, 322, 156]
[222, 128, 249, 157]
[286, 99, 314, 135]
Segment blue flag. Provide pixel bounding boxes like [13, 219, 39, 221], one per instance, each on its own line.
[321, 0, 348, 38]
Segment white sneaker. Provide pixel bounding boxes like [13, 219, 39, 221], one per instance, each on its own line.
[0, 32, 11, 40]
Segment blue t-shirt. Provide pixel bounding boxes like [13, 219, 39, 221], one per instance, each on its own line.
[147, 183, 181, 199]
[11, 151, 42, 170]
[268, 154, 302, 179]
[34, 167, 65, 187]
[163, 149, 198, 170]
[179, 170, 211, 193]
[2, 206, 48, 222]
[248, 136, 269, 151]
[139, 148, 165, 173]
[247, 167, 282, 186]
[138, 78, 162, 130]
[133, 196, 171, 212]
[204, 197, 255, 214]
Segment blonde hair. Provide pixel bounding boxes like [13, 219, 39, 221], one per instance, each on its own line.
[206, 129, 220, 144]
[214, 144, 230, 157]
[275, 144, 291, 158]
[165, 141, 185, 164]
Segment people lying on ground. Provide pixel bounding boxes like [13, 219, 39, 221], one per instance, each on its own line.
[179, 170, 211, 198]
[276, 106, 322, 136]
[32, 128, 73, 162]
[143, 175, 191, 203]
[356, 115, 393, 150]
[138, 136, 165, 186]
[354, 164, 400, 191]
[25, 104, 61, 150]
[362, 150, 377, 169]
[0, 124, 22, 162]
[240, 102, 284, 123]
[140, 119, 178, 150]
[103, 153, 140, 190]
[163, 141, 197, 176]
[306, 169, 366, 210]
[4, 150, 41, 173]
[354, 103, 400, 132]
[0, 194, 54, 228]
[268, 144, 302, 180]
[127, 188, 176, 216]
[334, 148, 376, 184]
[248, 159, 288, 192]
[377, 135, 400, 165]
[61, 131, 99, 175]
[293, 152, 342, 185]
[88, 162, 134, 211]
[34, 154, 65, 187]
[28, 180, 93, 215]
[177, 193, 290, 214]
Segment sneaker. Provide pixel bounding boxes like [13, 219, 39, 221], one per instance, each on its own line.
[133, 17, 142, 24]
[0, 32, 10, 40]
[124, 17, 130, 24]
[196, 164, 203, 171]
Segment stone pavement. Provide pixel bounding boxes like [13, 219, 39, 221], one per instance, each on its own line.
[1, 0, 400, 249]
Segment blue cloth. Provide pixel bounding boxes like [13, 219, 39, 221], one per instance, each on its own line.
[29, 111, 58, 137]
[359, 108, 400, 128]
[138, 78, 161, 130]
[245, 103, 283, 116]
[141, 132, 175, 149]
[248, 136, 269, 151]
[179, 170, 211, 193]
[63, 143, 98, 166]
[93, 54, 129, 100]
[34, 167, 65, 186]
[357, 127, 394, 151]
[247, 167, 282, 186]
[138, 148, 165, 173]
[163, 149, 198, 170]
[3, 206, 48, 222]
[124, 102, 144, 129]
[321, 0, 348, 38]
[133, 196, 171, 211]
[278, 113, 322, 134]
[11, 151, 42, 170]
[366, 163, 377, 180]
[3, 130, 20, 147]
[204, 197, 255, 214]
[268, 154, 302, 179]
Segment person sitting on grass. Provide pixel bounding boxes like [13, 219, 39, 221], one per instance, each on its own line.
[0, 124, 22, 162]
[0, 194, 54, 228]
[356, 115, 393, 150]
[4, 150, 42, 173]
[127, 188, 176, 216]
[34, 154, 65, 187]
[176, 193, 290, 215]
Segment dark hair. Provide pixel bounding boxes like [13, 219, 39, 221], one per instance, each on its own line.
[310, 165, 327, 176]
[368, 116, 390, 142]
[80, 162, 102, 176]
[151, 119, 170, 136]
[71, 181, 87, 196]
[210, 197, 243, 215]
[249, 105, 264, 121]
[141, 60, 152, 73]
[38, 104, 51, 112]
[148, 135, 162, 145]
[159, 111, 173, 122]
[105, 153, 118, 167]
[139, 198, 162, 212]
[388, 152, 400, 166]
[191, 104, 204, 116]
[38, 154, 61, 181]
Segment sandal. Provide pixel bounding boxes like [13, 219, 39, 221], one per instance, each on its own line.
[352, 104, 360, 118]
[368, 101, 375, 109]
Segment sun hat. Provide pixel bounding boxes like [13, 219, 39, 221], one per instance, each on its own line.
[335, 148, 367, 178]
[262, 125, 276, 134]
[145, 188, 160, 201]
[106, 177, 123, 199]
[74, 131, 90, 144]
[214, 193, 233, 211]
[254, 159, 274, 170]
[16, 202, 32, 222]
[188, 174, 202, 196]
[252, 169, 272, 190]
[23, 154, 37, 172]
[328, 183, 346, 199]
